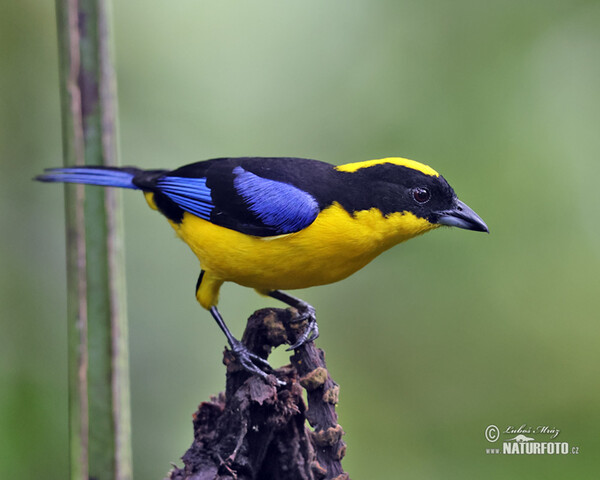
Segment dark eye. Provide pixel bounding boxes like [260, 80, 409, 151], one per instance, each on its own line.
[412, 187, 431, 204]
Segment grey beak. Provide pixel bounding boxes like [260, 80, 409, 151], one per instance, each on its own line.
[436, 199, 489, 233]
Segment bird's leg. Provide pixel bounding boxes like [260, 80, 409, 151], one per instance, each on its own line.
[268, 290, 319, 350]
[209, 306, 278, 381]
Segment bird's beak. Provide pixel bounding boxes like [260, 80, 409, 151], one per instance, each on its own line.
[436, 199, 489, 233]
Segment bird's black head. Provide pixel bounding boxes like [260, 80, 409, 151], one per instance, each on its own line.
[335, 158, 489, 233]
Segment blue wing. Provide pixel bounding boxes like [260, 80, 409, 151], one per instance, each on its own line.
[154, 165, 319, 236]
[155, 176, 214, 221]
[232, 166, 319, 234]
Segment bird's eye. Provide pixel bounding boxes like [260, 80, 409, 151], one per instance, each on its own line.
[413, 187, 431, 204]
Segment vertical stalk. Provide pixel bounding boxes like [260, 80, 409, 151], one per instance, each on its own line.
[55, 1, 132, 479]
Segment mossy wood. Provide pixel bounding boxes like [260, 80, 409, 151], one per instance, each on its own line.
[168, 308, 350, 480]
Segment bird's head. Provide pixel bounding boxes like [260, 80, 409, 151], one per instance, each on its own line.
[392, 160, 489, 233]
[336, 157, 489, 235]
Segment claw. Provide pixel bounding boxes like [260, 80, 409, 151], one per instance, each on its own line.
[289, 304, 316, 324]
[230, 341, 285, 386]
[286, 316, 319, 351]
[209, 305, 285, 385]
[266, 290, 319, 351]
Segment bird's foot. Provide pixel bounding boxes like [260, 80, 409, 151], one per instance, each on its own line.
[286, 305, 319, 351]
[230, 340, 285, 386]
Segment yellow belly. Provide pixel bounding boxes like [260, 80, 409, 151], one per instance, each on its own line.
[168, 201, 438, 291]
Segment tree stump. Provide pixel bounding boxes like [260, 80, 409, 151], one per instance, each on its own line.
[167, 308, 349, 480]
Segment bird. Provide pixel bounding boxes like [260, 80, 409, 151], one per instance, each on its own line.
[37, 156, 488, 381]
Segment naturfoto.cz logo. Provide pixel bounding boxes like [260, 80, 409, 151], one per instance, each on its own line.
[484, 424, 580, 455]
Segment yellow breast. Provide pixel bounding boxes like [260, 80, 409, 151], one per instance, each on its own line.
[164, 201, 438, 292]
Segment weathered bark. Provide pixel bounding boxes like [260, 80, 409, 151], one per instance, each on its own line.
[167, 308, 349, 480]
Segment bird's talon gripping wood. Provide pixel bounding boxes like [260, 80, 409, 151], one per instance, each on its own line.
[229, 339, 284, 385]
[37, 156, 488, 380]
[286, 318, 320, 351]
[268, 289, 320, 350]
[231, 341, 271, 370]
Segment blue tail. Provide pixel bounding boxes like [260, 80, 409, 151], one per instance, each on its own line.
[36, 166, 141, 189]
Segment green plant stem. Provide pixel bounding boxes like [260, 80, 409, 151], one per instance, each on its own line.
[55, 1, 132, 479]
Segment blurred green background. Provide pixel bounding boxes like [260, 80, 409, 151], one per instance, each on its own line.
[2, 1, 600, 478]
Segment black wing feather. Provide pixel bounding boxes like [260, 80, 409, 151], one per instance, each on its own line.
[149, 157, 327, 236]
